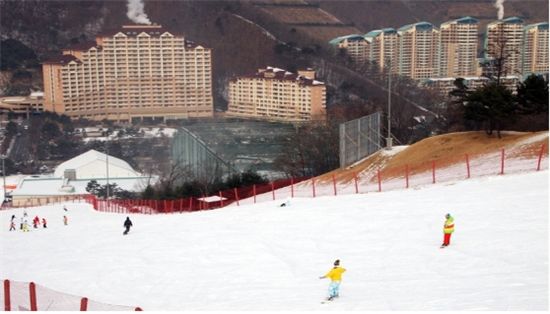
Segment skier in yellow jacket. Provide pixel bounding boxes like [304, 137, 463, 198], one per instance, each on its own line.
[320, 259, 346, 301]
[441, 213, 455, 247]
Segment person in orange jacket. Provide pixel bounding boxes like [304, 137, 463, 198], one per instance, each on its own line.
[320, 259, 346, 301]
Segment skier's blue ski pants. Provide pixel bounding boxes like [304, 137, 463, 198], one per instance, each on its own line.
[328, 281, 341, 297]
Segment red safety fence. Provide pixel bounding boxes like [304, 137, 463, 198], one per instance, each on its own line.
[83, 144, 547, 213]
[1, 279, 141, 311]
[3, 144, 548, 214]
[86, 177, 311, 214]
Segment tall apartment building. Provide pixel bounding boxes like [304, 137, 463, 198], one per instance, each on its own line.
[328, 34, 369, 64]
[485, 17, 525, 77]
[522, 22, 549, 75]
[364, 28, 399, 73]
[42, 24, 213, 122]
[397, 22, 440, 79]
[439, 17, 479, 78]
[227, 67, 326, 122]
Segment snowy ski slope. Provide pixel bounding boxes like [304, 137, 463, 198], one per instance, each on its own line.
[0, 170, 547, 310]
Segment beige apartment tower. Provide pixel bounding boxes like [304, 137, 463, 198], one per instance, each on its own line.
[364, 28, 399, 73]
[42, 24, 213, 122]
[397, 22, 440, 80]
[328, 35, 369, 64]
[522, 22, 549, 75]
[227, 67, 326, 122]
[439, 17, 479, 78]
[485, 17, 525, 77]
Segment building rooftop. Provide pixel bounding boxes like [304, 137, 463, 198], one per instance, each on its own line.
[398, 21, 435, 32]
[232, 66, 324, 86]
[42, 54, 81, 65]
[97, 24, 182, 38]
[11, 176, 153, 196]
[487, 16, 525, 26]
[328, 34, 365, 45]
[63, 41, 102, 52]
[441, 16, 479, 26]
[524, 22, 549, 31]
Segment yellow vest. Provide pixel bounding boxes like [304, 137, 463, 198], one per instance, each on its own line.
[444, 217, 455, 234]
[325, 267, 346, 281]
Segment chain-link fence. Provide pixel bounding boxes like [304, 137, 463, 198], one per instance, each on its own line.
[339, 112, 382, 168]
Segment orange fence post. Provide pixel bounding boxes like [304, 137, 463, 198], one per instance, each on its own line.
[234, 188, 240, 206]
[253, 184, 257, 204]
[4, 279, 10, 311]
[271, 182, 275, 200]
[354, 173, 359, 194]
[290, 178, 294, 198]
[465, 154, 471, 178]
[432, 161, 436, 184]
[500, 148, 505, 175]
[80, 297, 88, 311]
[377, 169, 382, 192]
[332, 174, 337, 196]
[537, 144, 545, 171]
[29, 282, 37, 311]
[405, 165, 409, 188]
[219, 191, 224, 207]
[312, 177, 316, 198]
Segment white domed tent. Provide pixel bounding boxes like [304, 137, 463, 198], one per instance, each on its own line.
[10, 150, 155, 207]
[54, 149, 140, 179]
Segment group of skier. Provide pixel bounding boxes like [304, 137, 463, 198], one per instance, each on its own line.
[319, 213, 455, 302]
[6, 200, 454, 303]
[8, 206, 70, 232]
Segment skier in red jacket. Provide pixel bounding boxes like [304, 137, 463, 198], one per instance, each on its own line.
[33, 216, 40, 228]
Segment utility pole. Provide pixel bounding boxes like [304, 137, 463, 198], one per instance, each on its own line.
[386, 58, 393, 150]
[105, 141, 110, 206]
[1, 155, 6, 203]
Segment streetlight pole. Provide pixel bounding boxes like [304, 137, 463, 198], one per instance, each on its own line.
[386, 58, 393, 150]
[1, 155, 6, 203]
[105, 141, 110, 207]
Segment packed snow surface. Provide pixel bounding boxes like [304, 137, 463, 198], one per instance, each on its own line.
[0, 171, 547, 310]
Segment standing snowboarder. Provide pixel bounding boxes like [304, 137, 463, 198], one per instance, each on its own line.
[320, 259, 346, 301]
[441, 213, 455, 247]
[42, 218, 47, 228]
[123, 217, 133, 235]
[63, 215, 68, 226]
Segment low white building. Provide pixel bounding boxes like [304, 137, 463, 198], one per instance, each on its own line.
[10, 150, 154, 207]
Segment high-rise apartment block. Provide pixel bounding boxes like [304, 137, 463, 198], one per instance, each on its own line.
[364, 28, 399, 73]
[485, 17, 525, 76]
[397, 22, 440, 79]
[439, 17, 479, 78]
[330, 16, 548, 82]
[227, 67, 326, 122]
[42, 24, 213, 122]
[329, 34, 369, 64]
[522, 22, 549, 75]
